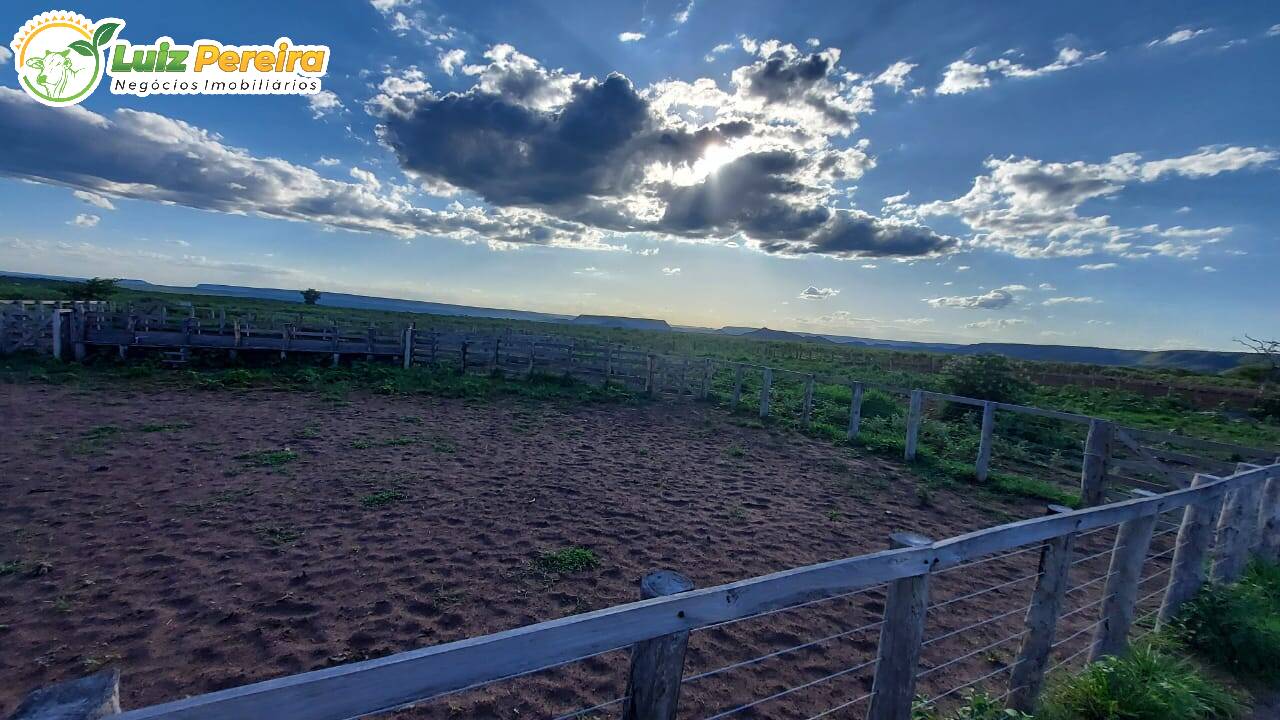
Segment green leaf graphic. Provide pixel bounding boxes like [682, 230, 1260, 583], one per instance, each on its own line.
[69, 40, 94, 57]
[92, 21, 120, 48]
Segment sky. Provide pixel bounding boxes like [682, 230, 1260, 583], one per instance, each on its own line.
[1, 1, 1278, 351]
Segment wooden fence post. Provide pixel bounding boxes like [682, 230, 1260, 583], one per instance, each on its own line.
[1159, 473, 1226, 627]
[1212, 469, 1260, 584]
[701, 359, 712, 399]
[1090, 511, 1158, 660]
[402, 326, 414, 369]
[759, 367, 772, 419]
[71, 304, 86, 361]
[8, 668, 120, 719]
[604, 346, 613, 388]
[868, 532, 933, 720]
[459, 340, 469, 375]
[366, 326, 376, 362]
[903, 389, 924, 462]
[847, 381, 864, 441]
[621, 571, 695, 720]
[50, 309, 65, 361]
[801, 374, 815, 429]
[527, 341, 536, 379]
[975, 401, 996, 482]
[1009, 505, 1075, 713]
[1079, 419, 1112, 507]
[1258, 463, 1280, 563]
[730, 363, 744, 411]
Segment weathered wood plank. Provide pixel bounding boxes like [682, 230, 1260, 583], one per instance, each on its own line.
[975, 401, 995, 483]
[622, 572, 695, 720]
[1090, 511, 1157, 660]
[1008, 506, 1074, 713]
[869, 533, 932, 720]
[1158, 474, 1224, 627]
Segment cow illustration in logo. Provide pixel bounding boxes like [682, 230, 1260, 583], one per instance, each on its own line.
[11, 11, 122, 107]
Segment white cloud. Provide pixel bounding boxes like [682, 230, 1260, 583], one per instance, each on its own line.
[1269, 24, 1280, 37]
[438, 48, 466, 76]
[662, 267, 681, 276]
[1202, 265, 1218, 272]
[1079, 263, 1118, 271]
[672, 1, 694, 25]
[873, 61, 916, 92]
[956, 265, 970, 271]
[637, 247, 660, 256]
[1042, 296, 1099, 305]
[619, 32, 646, 42]
[911, 146, 1276, 258]
[0, 47, 11, 66]
[798, 286, 840, 300]
[70, 213, 100, 228]
[307, 90, 345, 119]
[73, 190, 115, 210]
[1038, 283, 1056, 291]
[861, 263, 877, 269]
[927, 287, 1017, 310]
[936, 47, 1104, 95]
[704, 42, 733, 62]
[806, 38, 821, 48]
[314, 157, 341, 167]
[1148, 28, 1213, 47]
[964, 318, 1027, 330]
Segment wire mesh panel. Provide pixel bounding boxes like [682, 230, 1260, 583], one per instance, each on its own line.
[914, 542, 1046, 714]
[989, 412, 1088, 493]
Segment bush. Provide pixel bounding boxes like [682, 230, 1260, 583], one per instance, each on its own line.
[942, 355, 1032, 406]
[1038, 644, 1244, 720]
[913, 691, 1030, 720]
[1172, 558, 1280, 682]
[62, 277, 120, 301]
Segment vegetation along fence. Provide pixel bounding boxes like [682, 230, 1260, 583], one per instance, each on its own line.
[11, 461, 1280, 720]
[3, 300, 1276, 500]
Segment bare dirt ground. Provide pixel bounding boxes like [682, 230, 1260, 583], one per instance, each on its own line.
[0, 382, 1161, 718]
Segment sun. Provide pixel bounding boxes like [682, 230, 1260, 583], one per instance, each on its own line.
[696, 143, 741, 176]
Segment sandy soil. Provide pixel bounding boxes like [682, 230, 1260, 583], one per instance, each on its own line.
[0, 383, 1170, 718]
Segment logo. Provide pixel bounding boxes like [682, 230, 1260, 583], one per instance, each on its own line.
[11, 11, 330, 107]
[11, 11, 121, 106]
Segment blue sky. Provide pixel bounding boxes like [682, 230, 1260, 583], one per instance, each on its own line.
[1, 1, 1278, 350]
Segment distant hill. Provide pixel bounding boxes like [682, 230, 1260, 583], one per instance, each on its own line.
[113, 281, 572, 324]
[572, 315, 671, 331]
[739, 327, 836, 344]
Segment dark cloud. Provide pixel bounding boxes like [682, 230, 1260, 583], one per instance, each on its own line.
[760, 210, 958, 259]
[658, 150, 829, 238]
[0, 88, 583, 247]
[735, 48, 855, 129]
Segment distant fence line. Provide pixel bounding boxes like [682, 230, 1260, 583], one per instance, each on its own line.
[3, 300, 1275, 497]
[11, 460, 1280, 720]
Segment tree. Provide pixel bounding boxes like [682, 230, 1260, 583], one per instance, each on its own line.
[1236, 335, 1280, 382]
[941, 354, 1032, 406]
[301, 288, 321, 305]
[62, 277, 119, 301]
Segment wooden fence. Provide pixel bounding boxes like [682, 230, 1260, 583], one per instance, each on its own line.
[4, 301, 1275, 499]
[12, 461, 1279, 720]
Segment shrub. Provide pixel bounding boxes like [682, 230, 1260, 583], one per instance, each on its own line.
[1037, 644, 1244, 720]
[62, 277, 119, 301]
[301, 288, 321, 305]
[1172, 558, 1280, 682]
[941, 355, 1032, 407]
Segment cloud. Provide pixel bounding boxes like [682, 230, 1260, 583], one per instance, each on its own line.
[73, 190, 115, 210]
[798, 286, 840, 300]
[936, 47, 1103, 95]
[1148, 28, 1213, 47]
[1079, 262, 1118, 271]
[1038, 282, 1055, 291]
[672, 1, 694, 25]
[438, 48, 466, 75]
[1042, 296, 1099, 305]
[70, 213, 100, 228]
[370, 42, 953, 260]
[0, 47, 11, 66]
[1, 237, 305, 283]
[911, 146, 1276, 258]
[618, 32, 646, 42]
[873, 61, 916, 92]
[927, 287, 1017, 310]
[0, 87, 592, 250]
[662, 266, 681, 275]
[314, 156, 341, 167]
[308, 90, 345, 119]
[637, 247, 659, 255]
[704, 42, 733, 62]
[1203, 265, 1218, 272]
[1269, 24, 1280, 37]
[964, 318, 1026, 330]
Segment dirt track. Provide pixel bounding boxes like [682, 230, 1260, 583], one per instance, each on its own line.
[1, 382, 1091, 718]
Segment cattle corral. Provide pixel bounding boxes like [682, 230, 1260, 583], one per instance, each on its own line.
[2, 297, 1279, 720]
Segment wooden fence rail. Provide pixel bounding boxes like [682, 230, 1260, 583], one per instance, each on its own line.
[12, 462, 1278, 720]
